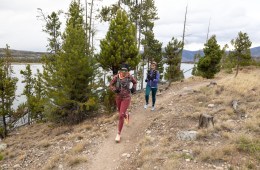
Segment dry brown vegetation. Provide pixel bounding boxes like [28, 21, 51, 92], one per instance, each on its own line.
[0, 66, 260, 170]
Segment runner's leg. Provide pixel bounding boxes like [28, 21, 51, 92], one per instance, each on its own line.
[151, 88, 157, 107]
[118, 98, 131, 134]
[145, 85, 151, 105]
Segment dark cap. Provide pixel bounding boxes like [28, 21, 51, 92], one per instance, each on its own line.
[121, 63, 129, 71]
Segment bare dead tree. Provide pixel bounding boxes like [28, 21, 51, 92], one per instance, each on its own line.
[181, 4, 188, 49]
[85, 0, 88, 53]
[206, 18, 211, 42]
[88, 0, 94, 52]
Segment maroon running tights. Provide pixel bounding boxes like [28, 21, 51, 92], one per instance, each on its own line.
[116, 96, 131, 134]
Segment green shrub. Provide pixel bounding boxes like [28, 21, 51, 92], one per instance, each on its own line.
[236, 136, 260, 159]
[0, 153, 4, 161]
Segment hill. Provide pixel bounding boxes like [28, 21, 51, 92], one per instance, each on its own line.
[250, 46, 260, 57]
[0, 48, 46, 62]
[1, 46, 260, 63]
[182, 46, 260, 62]
[0, 67, 259, 169]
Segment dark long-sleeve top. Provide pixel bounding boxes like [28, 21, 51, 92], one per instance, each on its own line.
[110, 73, 137, 98]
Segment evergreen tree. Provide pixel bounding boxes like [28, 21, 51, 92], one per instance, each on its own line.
[20, 64, 34, 124]
[0, 45, 18, 138]
[140, 0, 159, 89]
[37, 9, 62, 54]
[44, 0, 96, 123]
[230, 31, 252, 77]
[197, 35, 223, 79]
[32, 70, 45, 120]
[192, 53, 202, 76]
[164, 37, 184, 85]
[98, 9, 139, 75]
[20, 65, 45, 123]
[142, 30, 163, 76]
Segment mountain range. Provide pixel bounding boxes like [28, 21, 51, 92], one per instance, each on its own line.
[182, 46, 260, 62]
[1, 46, 260, 63]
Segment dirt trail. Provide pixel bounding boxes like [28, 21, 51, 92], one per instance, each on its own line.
[88, 80, 211, 170]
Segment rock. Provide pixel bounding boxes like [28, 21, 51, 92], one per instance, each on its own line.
[13, 164, 20, 169]
[146, 130, 152, 134]
[208, 104, 215, 108]
[185, 159, 191, 162]
[177, 131, 198, 141]
[0, 143, 7, 151]
[58, 164, 63, 169]
[122, 153, 128, 157]
[207, 81, 217, 87]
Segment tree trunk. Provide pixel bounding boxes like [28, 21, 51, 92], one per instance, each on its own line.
[235, 64, 239, 77]
[85, 0, 88, 53]
[2, 115, 7, 138]
[235, 55, 240, 77]
[88, 0, 94, 51]
[198, 113, 214, 128]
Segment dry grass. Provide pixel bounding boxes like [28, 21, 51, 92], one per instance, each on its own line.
[52, 126, 73, 136]
[161, 159, 180, 170]
[67, 132, 84, 141]
[235, 135, 260, 159]
[70, 142, 86, 154]
[197, 128, 215, 139]
[218, 69, 260, 94]
[137, 147, 156, 167]
[140, 135, 155, 146]
[43, 154, 60, 170]
[66, 155, 88, 167]
[159, 136, 172, 147]
[38, 139, 51, 148]
[245, 118, 260, 132]
[198, 146, 234, 163]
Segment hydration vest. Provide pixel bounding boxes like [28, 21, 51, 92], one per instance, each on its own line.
[116, 74, 131, 90]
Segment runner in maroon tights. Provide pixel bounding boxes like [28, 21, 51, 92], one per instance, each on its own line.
[109, 64, 137, 143]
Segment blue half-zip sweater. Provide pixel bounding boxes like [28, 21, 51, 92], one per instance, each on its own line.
[146, 70, 160, 88]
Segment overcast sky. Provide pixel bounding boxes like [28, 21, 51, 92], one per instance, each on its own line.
[1, 0, 260, 52]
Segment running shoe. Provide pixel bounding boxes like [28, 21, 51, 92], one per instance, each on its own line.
[115, 134, 120, 143]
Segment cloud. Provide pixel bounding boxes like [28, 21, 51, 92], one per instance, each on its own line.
[1, 0, 260, 52]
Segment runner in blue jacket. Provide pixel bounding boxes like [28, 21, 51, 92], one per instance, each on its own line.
[144, 61, 160, 111]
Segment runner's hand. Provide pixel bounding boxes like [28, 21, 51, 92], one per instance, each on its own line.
[130, 88, 136, 94]
[114, 89, 120, 93]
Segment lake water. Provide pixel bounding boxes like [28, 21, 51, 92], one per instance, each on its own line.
[11, 63, 194, 110]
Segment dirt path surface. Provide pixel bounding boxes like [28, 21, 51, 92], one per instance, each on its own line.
[88, 79, 211, 170]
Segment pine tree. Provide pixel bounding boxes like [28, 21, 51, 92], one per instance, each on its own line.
[164, 37, 184, 86]
[0, 45, 18, 138]
[142, 30, 163, 76]
[230, 31, 252, 77]
[37, 9, 62, 54]
[44, 0, 96, 124]
[32, 70, 45, 120]
[197, 35, 223, 79]
[98, 9, 139, 74]
[20, 65, 45, 123]
[140, 0, 159, 89]
[20, 64, 34, 124]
